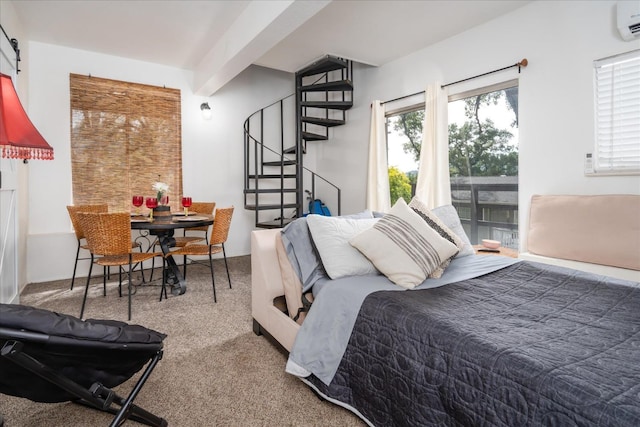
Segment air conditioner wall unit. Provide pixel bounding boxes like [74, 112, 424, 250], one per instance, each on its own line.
[617, 1, 640, 41]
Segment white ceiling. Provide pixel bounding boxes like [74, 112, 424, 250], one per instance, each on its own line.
[10, 0, 531, 95]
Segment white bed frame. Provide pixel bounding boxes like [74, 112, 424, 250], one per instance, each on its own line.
[251, 229, 299, 352]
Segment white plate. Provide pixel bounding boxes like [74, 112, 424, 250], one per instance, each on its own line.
[175, 215, 208, 222]
[130, 217, 150, 223]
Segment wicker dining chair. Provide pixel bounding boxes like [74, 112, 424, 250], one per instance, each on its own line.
[77, 212, 163, 321]
[175, 202, 216, 246]
[66, 204, 108, 290]
[168, 206, 234, 302]
[149, 202, 216, 280]
[67, 205, 143, 290]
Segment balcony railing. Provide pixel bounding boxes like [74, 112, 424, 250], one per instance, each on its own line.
[449, 178, 519, 249]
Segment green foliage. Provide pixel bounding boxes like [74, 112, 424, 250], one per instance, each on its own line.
[388, 166, 412, 205]
[448, 119, 517, 176]
[406, 170, 418, 186]
[391, 90, 519, 177]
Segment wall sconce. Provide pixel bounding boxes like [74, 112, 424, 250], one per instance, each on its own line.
[200, 102, 212, 120]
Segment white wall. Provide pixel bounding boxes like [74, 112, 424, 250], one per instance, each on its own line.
[322, 0, 640, 251]
[25, 42, 293, 283]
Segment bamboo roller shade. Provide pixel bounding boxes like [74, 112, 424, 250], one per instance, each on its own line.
[70, 74, 183, 213]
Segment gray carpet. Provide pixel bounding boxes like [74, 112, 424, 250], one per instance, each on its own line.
[0, 256, 365, 426]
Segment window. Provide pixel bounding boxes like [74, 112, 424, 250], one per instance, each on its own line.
[70, 74, 182, 212]
[593, 49, 640, 174]
[386, 81, 519, 247]
[386, 109, 421, 205]
[448, 82, 519, 247]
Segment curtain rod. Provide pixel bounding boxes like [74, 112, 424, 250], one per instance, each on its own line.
[381, 58, 528, 105]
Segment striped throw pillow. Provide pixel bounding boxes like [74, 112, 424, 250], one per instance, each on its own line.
[408, 196, 463, 278]
[350, 198, 459, 289]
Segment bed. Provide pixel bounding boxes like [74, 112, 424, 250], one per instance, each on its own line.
[251, 195, 640, 426]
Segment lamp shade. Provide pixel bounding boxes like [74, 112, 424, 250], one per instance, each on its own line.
[0, 72, 54, 160]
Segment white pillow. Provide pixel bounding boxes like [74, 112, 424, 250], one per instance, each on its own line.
[431, 204, 475, 257]
[306, 215, 380, 280]
[350, 198, 459, 289]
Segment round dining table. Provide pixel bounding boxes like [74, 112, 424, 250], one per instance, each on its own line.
[130, 214, 213, 296]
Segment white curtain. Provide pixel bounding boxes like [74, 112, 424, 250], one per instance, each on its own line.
[366, 100, 391, 213]
[415, 82, 451, 209]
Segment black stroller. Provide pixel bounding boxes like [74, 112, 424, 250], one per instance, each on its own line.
[0, 304, 168, 426]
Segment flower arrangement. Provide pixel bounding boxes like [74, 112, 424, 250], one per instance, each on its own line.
[152, 181, 169, 205]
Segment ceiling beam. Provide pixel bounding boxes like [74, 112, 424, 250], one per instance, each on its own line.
[193, 0, 331, 96]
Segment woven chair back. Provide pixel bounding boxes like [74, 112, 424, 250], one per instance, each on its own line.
[210, 206, 234, 246]
[188, 202, 215, 232]
[77, 212, 133, 256]
[67, 204, 108, 240]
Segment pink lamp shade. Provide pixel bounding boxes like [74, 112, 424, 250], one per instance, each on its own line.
[0, 72, 54, 160]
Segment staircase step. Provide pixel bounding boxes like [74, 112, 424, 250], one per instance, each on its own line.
[262, 160, 296, 166]
[244, 188, 297, 194]
[248, 174, 296, 179]
[297, 55, 349, 78]
[245, 203, 298, 211]
[302, 131, 328, 141]
[283, 146, 296, 154]
[301, 101, 353, 110]
[300, 80, 353, 93]
[301, 117, 345, 127]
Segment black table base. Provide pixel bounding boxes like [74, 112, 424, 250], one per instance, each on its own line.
[151, 230, 185, 296]
[130, 214, 213, 299]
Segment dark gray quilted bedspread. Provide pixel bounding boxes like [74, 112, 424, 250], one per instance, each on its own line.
[308, 261, 640, 426]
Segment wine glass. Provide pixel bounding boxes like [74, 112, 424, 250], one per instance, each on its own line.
[132, 195, 144, 215]
[146, 197, 158, 220]
[181, 196, 192, 216]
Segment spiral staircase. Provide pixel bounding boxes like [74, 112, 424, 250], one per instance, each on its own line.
[244, 55, 353, 228]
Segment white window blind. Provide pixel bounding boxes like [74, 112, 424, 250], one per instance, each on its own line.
[594, 49, 640, 174]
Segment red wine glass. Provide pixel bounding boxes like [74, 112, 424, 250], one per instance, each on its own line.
[146, 197, 158, 219]
[181, 196, 192, 216]
[132, 195, 144, 215]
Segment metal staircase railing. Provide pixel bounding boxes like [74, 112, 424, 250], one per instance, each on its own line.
[243, 95, 341, 228]
[244, 55, 351, 229]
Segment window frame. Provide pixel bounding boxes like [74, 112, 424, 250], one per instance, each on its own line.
[384, 80, 520, 247]
[592, 49, 640, 176]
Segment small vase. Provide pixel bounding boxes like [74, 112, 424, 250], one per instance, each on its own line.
[153, 205, 172, 223]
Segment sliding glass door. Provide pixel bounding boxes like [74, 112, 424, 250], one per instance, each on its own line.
[386, 81, 519, 247]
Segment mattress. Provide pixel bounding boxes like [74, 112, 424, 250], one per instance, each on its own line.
[288, 260, 640, 426]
